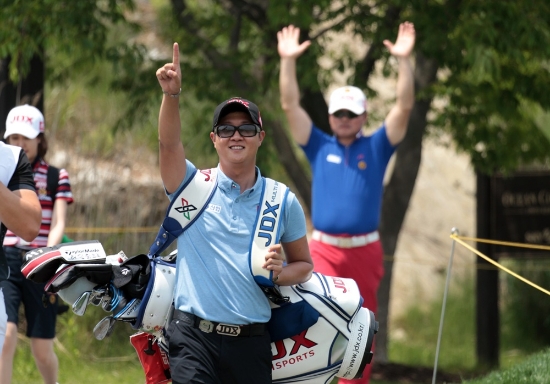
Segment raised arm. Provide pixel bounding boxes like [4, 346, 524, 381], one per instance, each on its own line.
[156, 42, 186, 194]
[383, 22, 416, 146]
[278, 25, 313, 146]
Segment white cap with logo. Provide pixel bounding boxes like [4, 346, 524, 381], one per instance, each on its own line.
[4, 104, 45, 139]
[328, 86, 367, 115]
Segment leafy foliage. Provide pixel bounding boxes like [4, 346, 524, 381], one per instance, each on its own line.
[0, 0, 142, 83]
[426, 0, 550, 173]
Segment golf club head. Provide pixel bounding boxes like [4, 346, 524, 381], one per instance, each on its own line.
[89, 286, 108, 306]
[72, 291, 91, 316]
[101, 294, 114, 312]
[93, 316, 116, 340]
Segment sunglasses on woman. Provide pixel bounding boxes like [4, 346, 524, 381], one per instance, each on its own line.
[332, 110, 360, 119]
[213, 124, 261, 138]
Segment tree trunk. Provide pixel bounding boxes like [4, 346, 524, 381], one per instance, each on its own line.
[0, 53, 45, 136]
[375, 53, 439, 363]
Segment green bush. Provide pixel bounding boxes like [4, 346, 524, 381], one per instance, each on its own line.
[500, 259, 550, 352]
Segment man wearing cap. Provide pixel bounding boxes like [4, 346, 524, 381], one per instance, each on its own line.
[0, 142, 41, 350]
[1, 104, 74, 384]
[277, 22, 415, 383]
[156, 43, 313, 383]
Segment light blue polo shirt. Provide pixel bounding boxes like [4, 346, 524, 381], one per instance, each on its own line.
[301, 124, 395, 235]
[168, 160, 307, 324]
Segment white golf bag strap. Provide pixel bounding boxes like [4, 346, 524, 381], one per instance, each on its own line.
[336, 308, 373, 379]
[249, 178, 289, 287]
[148, 168, 218, 257]
[135, 260, 176, 336]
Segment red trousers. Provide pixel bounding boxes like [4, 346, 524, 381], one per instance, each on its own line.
[309, 239, 384, 384]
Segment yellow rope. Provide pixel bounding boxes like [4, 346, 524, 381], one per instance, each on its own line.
[454, 235, 550, 251]
[450, 234, 550, 296]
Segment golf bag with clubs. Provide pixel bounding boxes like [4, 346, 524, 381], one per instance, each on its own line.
[21, 168, 378, 383]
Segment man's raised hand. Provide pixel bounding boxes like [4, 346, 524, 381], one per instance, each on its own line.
[156, 42, 181, 95]
[383, 22, 416, 58]
[277, 25, 311, 60]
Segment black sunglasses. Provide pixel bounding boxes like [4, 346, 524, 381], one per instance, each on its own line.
[213, 124, 261, 138]
[332, 110, 360, 119]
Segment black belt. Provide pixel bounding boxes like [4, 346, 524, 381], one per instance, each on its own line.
[173, 310, 266, 337]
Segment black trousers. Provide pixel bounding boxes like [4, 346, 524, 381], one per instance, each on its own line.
[166, 317, 272, 384]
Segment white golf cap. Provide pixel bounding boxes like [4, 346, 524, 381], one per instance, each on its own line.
[4, 104, 45, 139]
[328, 86, 367, 115]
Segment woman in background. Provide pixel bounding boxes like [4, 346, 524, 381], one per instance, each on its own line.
[0, 104, 74, 384]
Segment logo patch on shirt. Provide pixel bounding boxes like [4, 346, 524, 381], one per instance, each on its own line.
[35, 180, 48, 197]
[326, 154, 342, 164]
[358, 160, 367, 170]
[207, 204, 221, 213]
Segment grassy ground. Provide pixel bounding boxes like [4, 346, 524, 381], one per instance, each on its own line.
[13, 352, 144, 384]
[462, 348, 550, 384]
[11, 306, 145, 384]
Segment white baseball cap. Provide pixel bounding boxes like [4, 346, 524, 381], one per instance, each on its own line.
[328, 86, 367, 115]
[4, 104, 45, 139]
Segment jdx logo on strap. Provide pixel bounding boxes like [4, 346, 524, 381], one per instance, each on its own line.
[258, 181, 281, 247]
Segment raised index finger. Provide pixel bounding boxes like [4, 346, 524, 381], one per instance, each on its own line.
[172, 42, 180, 67]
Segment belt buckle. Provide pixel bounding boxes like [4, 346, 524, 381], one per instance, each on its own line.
[198, 319, 214, 333]
[338, 237, 353, 248]
[215, 323, 241, 336]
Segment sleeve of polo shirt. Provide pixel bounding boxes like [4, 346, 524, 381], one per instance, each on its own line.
[8, 150, 35, 192]
[280, 192, 307, 243]
[299, 124, 328, 164]
[54, 167, 74, 205]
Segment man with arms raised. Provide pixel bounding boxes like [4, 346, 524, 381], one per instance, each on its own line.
[278, 22, 416, 383]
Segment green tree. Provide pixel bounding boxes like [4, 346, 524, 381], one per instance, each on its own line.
[0, 0, 144, 128]
[0, 0, 141, 81]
